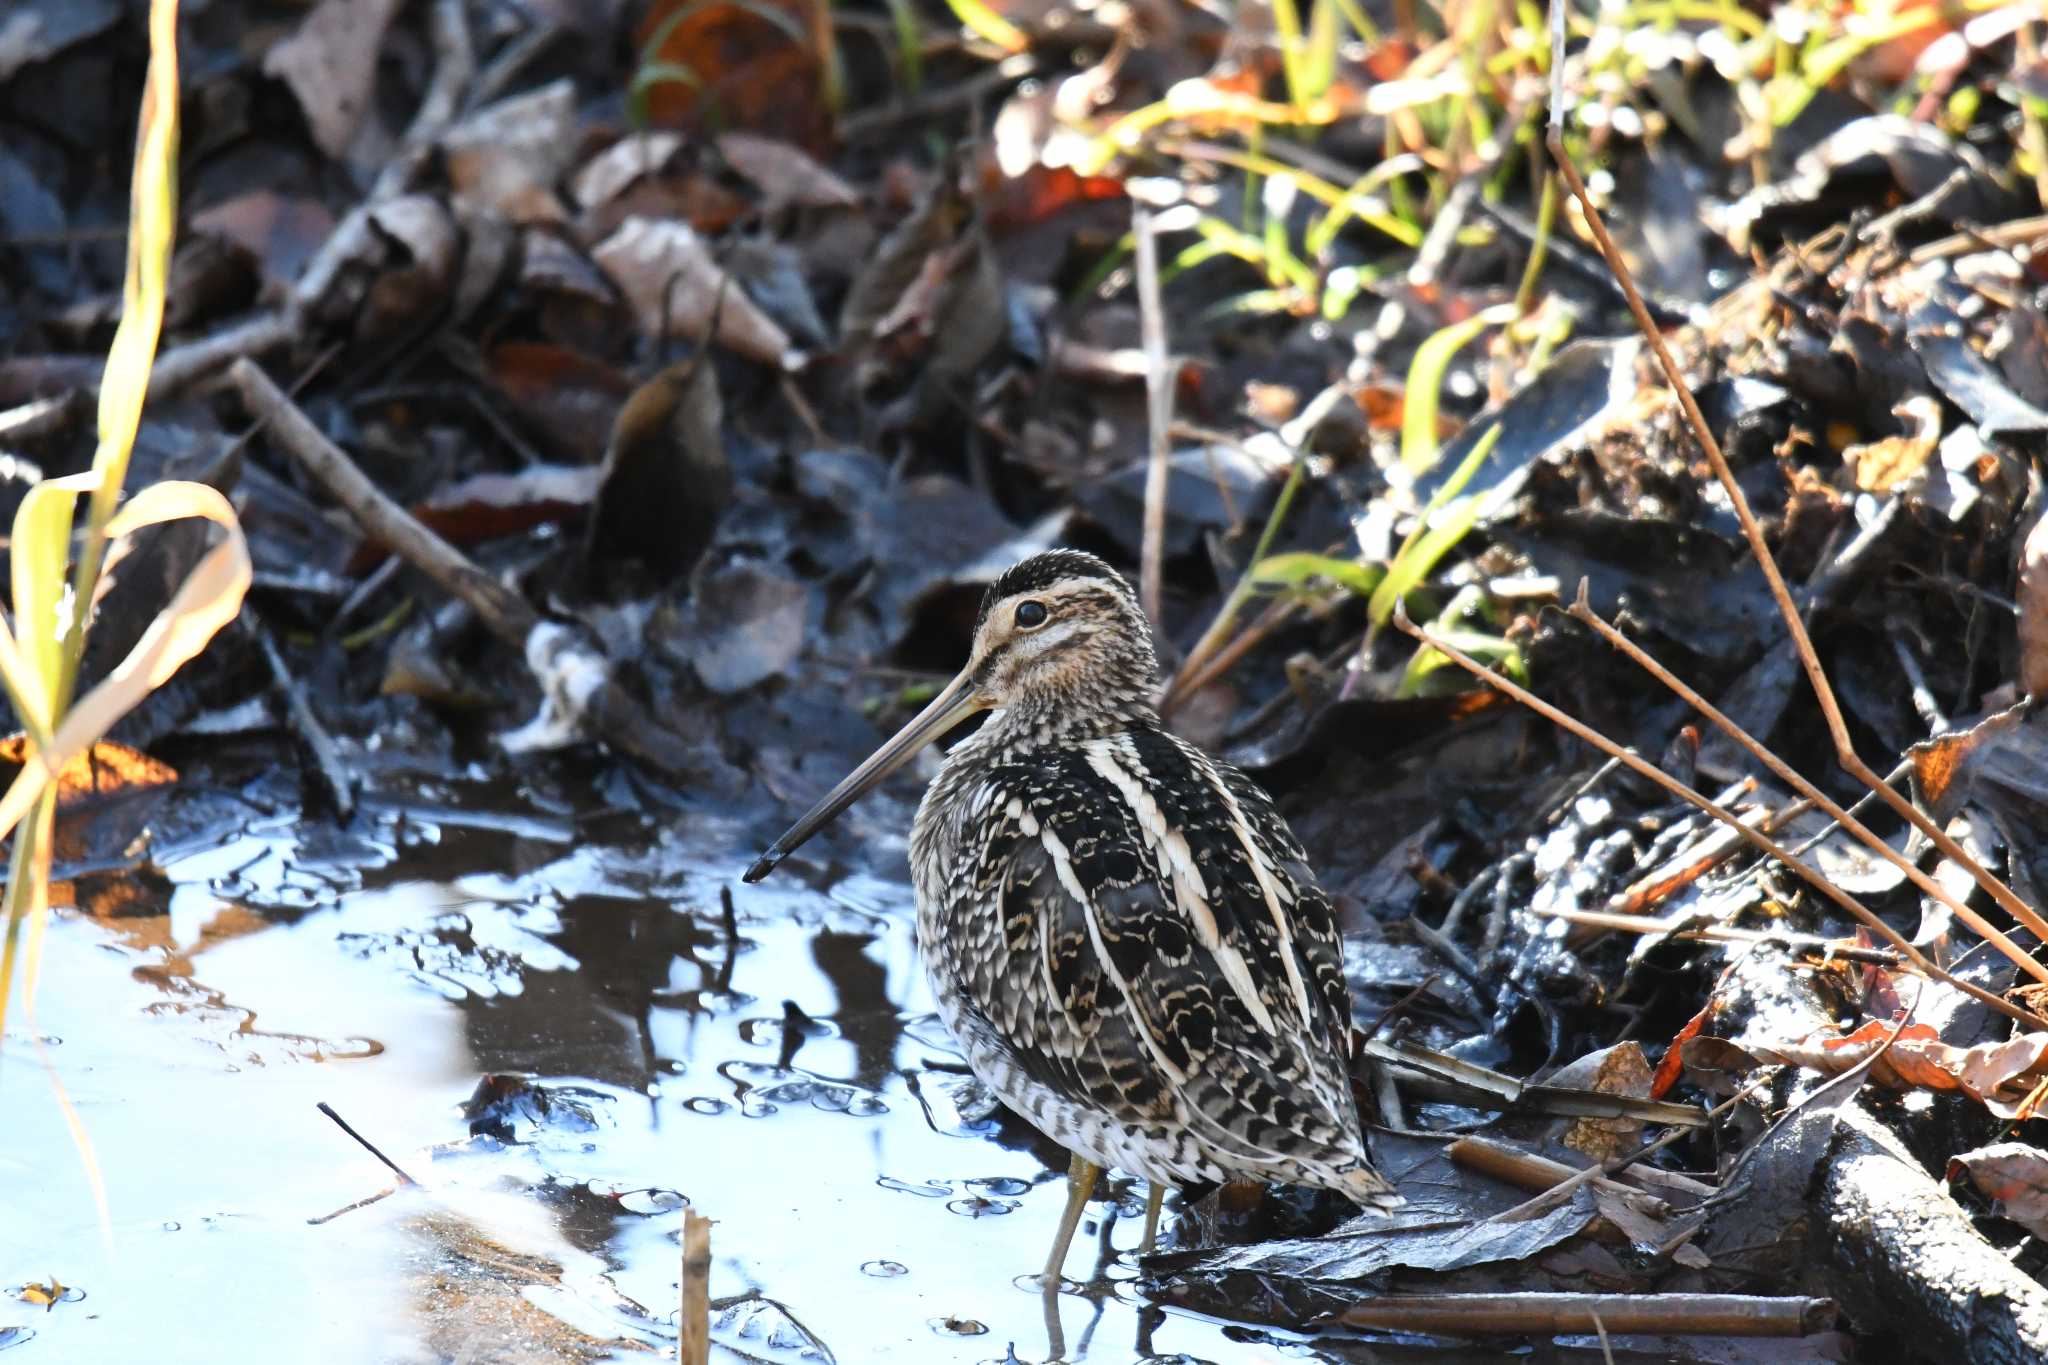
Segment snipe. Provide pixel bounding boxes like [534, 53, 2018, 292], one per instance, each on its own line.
[744, 550, 1398, 1277]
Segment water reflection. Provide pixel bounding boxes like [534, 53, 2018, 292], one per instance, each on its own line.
[3, 779, 1262, 1363]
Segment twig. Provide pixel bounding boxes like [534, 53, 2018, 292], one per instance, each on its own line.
[1542, 76, 2048, 954]
[316, 1101, 418, 1186]
[232, 359, 537, 640]
[1533, 906, 1905, 968]
[679, 1209, 711, 1365]
[147, 310, 297, 399]
[1338, 1292, 1834, 1337]
[1447, 1135, 1678, 1216]
[1392, 603, 2043, 1029]
[251, 613, 356, 819]
[1565, 587, 2048, 983]
[1134, 203, 1172, 635]
[1486, 1078, 1765, 1226]
[231, 358, 697, 775]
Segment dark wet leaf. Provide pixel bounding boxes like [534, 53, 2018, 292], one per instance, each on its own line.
[352, 465, 603, 573]
[1730, 116, 2018, 248]
[586, 356, 732, 583]
[1909, 302, 2048, 438]
[684, 562, 808, 693]
[487, 342, 633, 465]
[1081, 444, 1271, 560]
[1148, 1131, 1599, 1312]
[0, 0, 120, 81]
[462, 1074, 603, 1143]
[1991, 300, 2048, 410]
[712, 1290, 838, 1361]
[1412, 338, 1642, 514]
[0, 146, 74, 297]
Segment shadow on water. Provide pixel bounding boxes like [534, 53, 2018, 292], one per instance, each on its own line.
[0, 765, 1288, 1364]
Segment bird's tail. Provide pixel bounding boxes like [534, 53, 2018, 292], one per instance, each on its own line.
[1332, 1163, 1404, 1211]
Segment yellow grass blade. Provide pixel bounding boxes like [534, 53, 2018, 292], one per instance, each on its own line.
[0, 484, 250, 847]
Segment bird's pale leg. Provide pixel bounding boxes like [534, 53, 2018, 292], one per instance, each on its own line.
[1138, 1183, 1165, 1256]
[1043, 1153, 1101, 1281]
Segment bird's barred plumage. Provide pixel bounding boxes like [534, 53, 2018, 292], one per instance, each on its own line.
[910, 551, 1397, 1205]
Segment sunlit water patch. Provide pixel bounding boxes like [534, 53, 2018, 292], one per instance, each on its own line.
[2, 778, 1297, 1363]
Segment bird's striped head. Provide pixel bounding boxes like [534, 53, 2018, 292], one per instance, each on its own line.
[967, 550, 1157, 721]
[742, 549, 1154, 882]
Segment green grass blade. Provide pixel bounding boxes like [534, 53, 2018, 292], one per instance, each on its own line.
[1370, 422, 1506, 625]
[1400, 303, 1517, 474]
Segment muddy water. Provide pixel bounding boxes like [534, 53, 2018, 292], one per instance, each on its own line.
[0, 773, 1283, 1363]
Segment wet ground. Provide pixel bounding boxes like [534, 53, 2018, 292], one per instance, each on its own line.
[0, 760, 1309, 1364]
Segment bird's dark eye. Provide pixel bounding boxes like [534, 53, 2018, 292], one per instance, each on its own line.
[1014, 600, 1050, 629]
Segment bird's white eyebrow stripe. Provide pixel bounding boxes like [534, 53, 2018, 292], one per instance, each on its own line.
[1201, 767, 1315, 1028]
[1080, 738, 1279, 1036]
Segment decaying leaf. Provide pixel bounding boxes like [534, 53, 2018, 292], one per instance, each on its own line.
[1544, 1042, 1655, 1160]
[263, 0, 404, 160]
[1950, 1142, 2048, 1237]
[1738, 1021, 2048, 1119]
[1843, 395, 1942, 493]
[587, 356, 731, 582]
[441, 80, 578, 222]
[718, 132, 859, 209]
[0, 736, 175, 808]
[591, 217, 802, 369]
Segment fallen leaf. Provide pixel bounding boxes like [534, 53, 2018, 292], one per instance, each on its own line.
[347, 466, 605, 574]
[591, 217, 802, 369]
[1843, 395, 1942, 492]
[587, 356, 731, 581]
[486, 342, 632, 465]
[718, 132, 858, 209]
[1743, 1020, 2048, 1118]
[0, 737, 176, 808]
[263, 0, 405, 159]
[441, 80, 578, 222]
[1950, 1141, 2048, 1237]
[571, 132, 686, 215]
[633, 0, 831, 148]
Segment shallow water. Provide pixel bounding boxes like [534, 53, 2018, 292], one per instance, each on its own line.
[0, 771, 1311, 1363]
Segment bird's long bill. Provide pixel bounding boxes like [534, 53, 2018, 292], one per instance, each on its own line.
[742, 670, 985, 883]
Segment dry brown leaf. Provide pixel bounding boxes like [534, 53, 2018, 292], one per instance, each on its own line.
[571, 132, 686, 215]
[1749, 1021, 2048, 1118]
[441, 80, 578, 222]
[1950, 1142, 2048, 1236]
[590, 217, 802, 369]
[1547, 1042, 1655, 1159]
[0, 737, 175, 808]
[1843, 395, 1942, 492]
[263, 0, 405, 159]
[718, 132, 859, 209]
